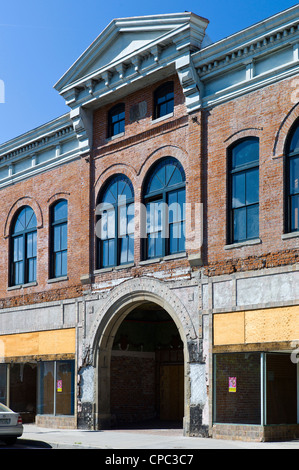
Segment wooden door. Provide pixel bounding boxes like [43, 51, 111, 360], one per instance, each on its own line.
[159, 364, 184, 421]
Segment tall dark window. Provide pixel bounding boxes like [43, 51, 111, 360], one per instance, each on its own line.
[144, 157, 185, 259]
[154, 82, 174, 119]
[286, 121, 299, 232]
[108, 103, 125, 137]
[11, 206, 37, 286]
[51, 200, 68, 278]
[229, 138, 259, 243]
[97, 175, 134, 268]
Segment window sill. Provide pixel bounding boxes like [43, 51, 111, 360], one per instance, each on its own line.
[106, 132, 125, 142]
[139, 252, 187, 265]
[224, 238, 262, 250]
[47, 276, 68, 284]
[151, 112, 174, 125]
[94, 263, 135, 275]
[281, 232, 299, 240]
[7, 281, 37, 291]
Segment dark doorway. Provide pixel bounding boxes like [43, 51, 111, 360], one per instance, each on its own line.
[10, 363, 37, 423]
[110, 302, 184, 428]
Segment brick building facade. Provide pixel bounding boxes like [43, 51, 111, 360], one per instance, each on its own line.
[0, 6, 298, 441]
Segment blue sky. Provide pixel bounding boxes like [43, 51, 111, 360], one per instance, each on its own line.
[0, 0, 297, 144]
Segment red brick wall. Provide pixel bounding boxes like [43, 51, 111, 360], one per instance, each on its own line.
[110, 355, 156, 424]
[0, 157, 90, 306]
[91, 73, 202, 282]
[203, 76, 299, 276]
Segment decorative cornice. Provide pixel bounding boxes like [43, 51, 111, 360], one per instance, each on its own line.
[195, 21, 299, 79]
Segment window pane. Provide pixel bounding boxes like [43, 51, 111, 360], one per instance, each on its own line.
[233, 207, 246, 242]
[55, 361, 74, 416]
[232, 139, 259, 169]
[25, 208, 37, 229]
[109, 105, 125, 137]
[102, 240, 109, 267]
[14, 236, 23, 262]
[147, 234, 155, 258]
[108, 239, 115, 266]
[38, 362, 54, 415]
[27, 231, 37, 258]
[55, 252, 62, 278]
[214, 353, 261, 424]
[246, 169, 259, 205]
[102, 238, 116, 267]
[128, 235, 134, 262]
[168, 191, 178, 223]
[290, 157, 299, 195]
[179, 221, 185, 252]
[14, 261, 24, 285]
[232, 173, 245, 208]
[169, 223, 179, 254]
[60, 223, 67, 251]
[246, 204, 259, 239]
[289, 125, 299, 154]
[107, 209, 116, 239]
[119, 205, 127, 237]
[53, 200, 68, 222]
[14, 211, 26, 233]
[120, 237, 128, 264]
[28, 257, 36, 283]
[156, 231, 163, 257]
[54, 225, 61, 252]
[291, 195, 299, 231]
[178, 189, 185, 220]
[155, 83, 174, 118]
[0, 364, 7, 405]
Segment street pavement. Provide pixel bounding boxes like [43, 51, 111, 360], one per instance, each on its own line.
[7, 423, 299, 450]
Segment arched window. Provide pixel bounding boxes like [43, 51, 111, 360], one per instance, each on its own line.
[108, 103, 125, 138]
[97, 175, 134, 268]
[153, 82, 174, 120]
[50, 199, 68, 278]
[286, 121, 299, 232]
[11, 206, 37, 286]
[143, 157, 185, 259]
[228, 138, 259, 243]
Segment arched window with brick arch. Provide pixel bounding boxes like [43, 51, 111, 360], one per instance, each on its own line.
[285, 120, 299, 233]
[10, 206, 37, 286]
[96, 174, 134, 268]
[228, 137, 259, 244]
[50, 199, 68, 278]
[143, 157, 186, 260]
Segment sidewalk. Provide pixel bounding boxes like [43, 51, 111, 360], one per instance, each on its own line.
[20, 423, 299, 449]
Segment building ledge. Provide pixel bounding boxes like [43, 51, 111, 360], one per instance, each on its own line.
[224, 238, 262, 250]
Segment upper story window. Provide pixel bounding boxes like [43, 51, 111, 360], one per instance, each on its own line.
[97, 175, 134, 268]
[108, 103, 125, 138]
[11, 206, 37, 286]
[286, 120, 299, 233]
[228, 138, 259, 244]
[50, 199, 68, 278]
[153, 82, 174, 120]
[144, 157, 185, 259]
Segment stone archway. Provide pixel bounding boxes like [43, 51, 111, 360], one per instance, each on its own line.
[109, 302, 185, 427]
[85, 277, 200, 434]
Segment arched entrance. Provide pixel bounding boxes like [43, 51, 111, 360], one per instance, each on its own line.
[90, 278, 196, 431]
[110, 302, 184, 427]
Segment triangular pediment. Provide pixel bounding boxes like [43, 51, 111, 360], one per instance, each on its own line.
[84, 30, 168, 76]
[54, 13, 209, 95]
